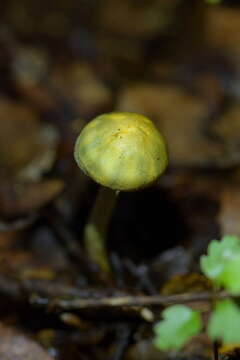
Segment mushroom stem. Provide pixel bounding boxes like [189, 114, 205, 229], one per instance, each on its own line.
[84, 186, 118, 272]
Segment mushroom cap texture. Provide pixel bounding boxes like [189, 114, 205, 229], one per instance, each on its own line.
[74, 112, 168, 191]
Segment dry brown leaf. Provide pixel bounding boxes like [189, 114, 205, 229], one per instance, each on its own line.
[0, 98, 44, 174]
[0, 249, 33, 275]
[0, 98, 58, 180]
[219, 187, 240, 237]
[161, 273, 211, 296]
[211, 104, 240, 164]
[51, 62, 112, 117]
[117, 83, 222, 167]
[0, 322, 54, 360]
[127, 334, 212, 360]
[206, 7, 240, 62]
[0, 179, 64, 217]
[99, 0, 180, 38]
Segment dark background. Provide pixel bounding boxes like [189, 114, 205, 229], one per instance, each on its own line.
[0, 1, 239, 359]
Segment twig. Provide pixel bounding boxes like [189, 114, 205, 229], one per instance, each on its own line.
[124, 259, 158, 295]
[48, 291, 230, 310]
[0, 275, 231, 311]
[109, 324, 134, 360]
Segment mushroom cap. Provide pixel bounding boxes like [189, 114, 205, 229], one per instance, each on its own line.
[74, 112, 168, 191]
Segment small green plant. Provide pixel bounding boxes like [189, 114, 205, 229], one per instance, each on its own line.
[153, 235, 240, 353]
[201, 235, 240, 294]
[154, 305, 202, 351]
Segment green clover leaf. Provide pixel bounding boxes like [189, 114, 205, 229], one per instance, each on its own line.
[208, 299, 240, 345]
[153, 305, 202, 351]
[200, 235, 240, 294]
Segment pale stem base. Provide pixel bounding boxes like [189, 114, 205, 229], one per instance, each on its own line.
[84, 186, 118, 272]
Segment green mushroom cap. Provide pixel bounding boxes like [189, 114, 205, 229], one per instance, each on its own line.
[74, 112, 168, 191]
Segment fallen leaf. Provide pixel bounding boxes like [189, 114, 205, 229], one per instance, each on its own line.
[0, 179, 64, 217]
[0, 322, 54, 360]
[117, 83, 222, 167]
[51, 62, 112, 117]
[219, 187, 240, 237]
[0, 98, 58, 180]
[99, 0, 179, 38]
[206, 6, 240, 63]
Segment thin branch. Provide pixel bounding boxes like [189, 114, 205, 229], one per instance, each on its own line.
[0, 274, 231, 312]
[46, 291, 230, 310]
[109, 324, 135, 360]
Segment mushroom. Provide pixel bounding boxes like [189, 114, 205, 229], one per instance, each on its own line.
[74, 112, 168, 272]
